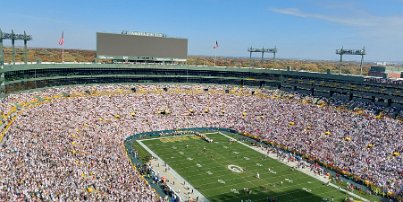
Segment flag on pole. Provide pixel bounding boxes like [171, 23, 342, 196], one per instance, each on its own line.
[213, 41, 219, 49]
[58, 32, 64, 46]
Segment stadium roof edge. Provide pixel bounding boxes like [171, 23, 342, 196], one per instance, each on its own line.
[1, 64, 365, 82]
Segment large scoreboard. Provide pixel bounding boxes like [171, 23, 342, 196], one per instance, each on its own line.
[96, 31, 188, 63]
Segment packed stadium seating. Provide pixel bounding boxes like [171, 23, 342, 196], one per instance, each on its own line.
[0, 83, 401, 201]
[1, 64, 403, 110]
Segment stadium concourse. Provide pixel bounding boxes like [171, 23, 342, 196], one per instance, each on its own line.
[0, 84, 401, 201]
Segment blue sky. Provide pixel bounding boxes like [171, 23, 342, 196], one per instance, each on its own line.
[1, 0, 403, 61]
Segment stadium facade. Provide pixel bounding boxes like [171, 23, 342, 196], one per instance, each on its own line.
[96, 31, 188, 64]
[368, 65, 403, 78]
[0, 64, 402, 109]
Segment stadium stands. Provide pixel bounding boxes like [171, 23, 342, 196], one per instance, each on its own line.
[0, 84, 401, 201]
[1, 64, 403, 109]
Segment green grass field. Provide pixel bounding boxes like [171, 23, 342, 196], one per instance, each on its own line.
[140, 132, 372, 202]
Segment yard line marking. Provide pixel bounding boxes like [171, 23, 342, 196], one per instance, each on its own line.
[141, 132, 370, 202]
[136, 139, 209, 202]
[218, 131, 370, 202]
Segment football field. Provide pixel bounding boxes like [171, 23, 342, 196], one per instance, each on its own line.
[140, 132, 369, 202]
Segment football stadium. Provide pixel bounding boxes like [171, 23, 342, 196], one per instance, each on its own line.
[0, 30, 402, 202]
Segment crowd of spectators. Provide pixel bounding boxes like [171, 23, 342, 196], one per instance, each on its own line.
[0, 84, 401, 201]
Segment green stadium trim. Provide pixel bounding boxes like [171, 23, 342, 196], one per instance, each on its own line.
[0, 64, 402, 108]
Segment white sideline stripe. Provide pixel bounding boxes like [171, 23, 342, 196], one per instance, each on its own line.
[137, 139, 209, 202]
[202, 132, 218, 135]
[217, 132, 370, 202]
[140, 134, 195, 141]
[140, 132, 370, 202]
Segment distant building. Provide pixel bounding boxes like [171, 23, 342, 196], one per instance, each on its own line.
[375, 62, 387, 66]
[368, 65, 403, 78]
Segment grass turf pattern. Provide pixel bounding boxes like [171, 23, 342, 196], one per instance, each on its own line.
[141, 132, 370, 202]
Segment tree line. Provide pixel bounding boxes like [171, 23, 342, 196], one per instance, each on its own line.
[2, 48, 374, 75]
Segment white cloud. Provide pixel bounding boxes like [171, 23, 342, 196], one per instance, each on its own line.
[270, 7, 374, 27]
[270, 7, 403, 41]
[269, 6, 403, 61]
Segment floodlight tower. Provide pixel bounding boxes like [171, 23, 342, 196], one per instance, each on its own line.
[11, 30, 15, 65]
[0, 29, 32, 65]
[248, 46, 277, 63]
[336, 46, 366, 75]
[359, 47, 365, 74]
[23, 31, 29, 64]
[0, 29, 3, 66]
